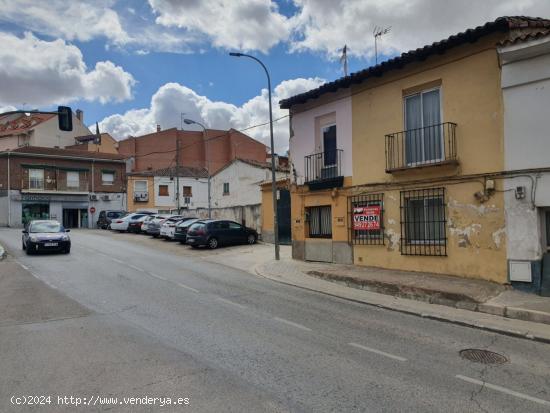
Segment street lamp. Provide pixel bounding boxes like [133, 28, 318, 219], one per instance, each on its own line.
[229, 52, 280, 260]
[183, 118, 211, 219]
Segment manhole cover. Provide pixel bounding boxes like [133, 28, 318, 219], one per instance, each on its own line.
[459, 349, 508, 364]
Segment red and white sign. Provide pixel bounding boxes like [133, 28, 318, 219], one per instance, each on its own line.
[89, 206, 96, 214]
[353, 205, 381, 230]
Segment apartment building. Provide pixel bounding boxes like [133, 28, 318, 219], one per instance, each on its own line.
[280, 17, 550, 286]
[0, 146, 126, 228]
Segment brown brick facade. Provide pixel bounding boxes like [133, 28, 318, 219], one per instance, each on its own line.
[118, 128, 267, 174]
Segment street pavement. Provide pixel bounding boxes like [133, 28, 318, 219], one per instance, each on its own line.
[1, 228, 549, 412]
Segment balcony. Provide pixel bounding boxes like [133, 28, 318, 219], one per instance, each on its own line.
[304, 149, 344, 190]
[385, 122, 457, 173]
[21, 178, 89, 194]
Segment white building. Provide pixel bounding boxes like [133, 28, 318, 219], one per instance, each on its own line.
[211, 159, 289, 208]
[499, 33, 550, 295]
[0, 110, 92, 151]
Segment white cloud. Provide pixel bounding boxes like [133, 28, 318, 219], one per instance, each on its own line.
[99, 77, 325, 154]
[0, 32, 135, 107]
[149, 0, 291, 53]
[290, 0, 550, 59]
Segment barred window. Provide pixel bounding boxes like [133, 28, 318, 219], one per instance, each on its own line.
[349, 194, 384, 245]
[308, 206, 332, 238]
[400, 188, 446, 256]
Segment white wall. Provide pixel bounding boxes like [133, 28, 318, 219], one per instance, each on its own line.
[289, 95, 352, 184]
[500, 38, 550, 262]
[210, 161, 288, 208]
[153, 176, 208, 210]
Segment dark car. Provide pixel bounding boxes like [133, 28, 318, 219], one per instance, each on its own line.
[186, 219, 257, 249]
[173, 218, 200, 244]
[22, 220, 71, 255]
[127, 215, 149, 233]
[97, 210, 126, 229]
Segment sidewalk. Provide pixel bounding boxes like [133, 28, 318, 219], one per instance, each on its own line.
[254, 249, 550, 343]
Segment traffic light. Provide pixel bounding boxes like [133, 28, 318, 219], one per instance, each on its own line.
[57, 106, 73, 131]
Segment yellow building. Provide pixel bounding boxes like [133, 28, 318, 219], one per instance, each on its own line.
[280, 17, 550, 284]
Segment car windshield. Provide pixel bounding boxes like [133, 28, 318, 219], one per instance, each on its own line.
[30, 222, 62, 233]
[179, 219, 199, 228]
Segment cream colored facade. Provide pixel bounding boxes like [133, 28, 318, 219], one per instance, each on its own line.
[281, 20, 550, 285]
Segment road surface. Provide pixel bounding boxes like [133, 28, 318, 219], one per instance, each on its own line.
[1, 228, 549, 412]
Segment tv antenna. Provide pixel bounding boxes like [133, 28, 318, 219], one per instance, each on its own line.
[373, 26, 391, 64]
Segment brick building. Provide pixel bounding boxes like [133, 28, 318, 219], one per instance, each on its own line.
[0, 146, 126, 228]
[118, 127, 268, 174]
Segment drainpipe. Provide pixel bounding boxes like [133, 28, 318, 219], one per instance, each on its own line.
[91, 159, 95, 228]
[7, 151, 11, 227]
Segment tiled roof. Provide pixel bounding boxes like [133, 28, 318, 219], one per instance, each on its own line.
[128, 165, 209, 178]
[499, 28, 550, 46]
[0, 113, 56, 136]
[280, 16, 550, 109]
[5, 146, 126, 161]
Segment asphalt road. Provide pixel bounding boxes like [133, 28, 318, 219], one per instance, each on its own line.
[1, 228, 549, 412]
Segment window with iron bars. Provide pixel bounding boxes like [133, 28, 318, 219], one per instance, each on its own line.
[349, 194, 384, 245]
[400, 187, 446, 256]
[307, 206, 332, 238]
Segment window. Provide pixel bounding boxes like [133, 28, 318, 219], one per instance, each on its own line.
[223, 182, 230, 195]
[158, 185, 169, 196]
[349, 194, 384, 245]
[66, 171, 79, 189]
[322, 124, 337, 166]
[404, 88, 442, 165]
[134, 180, 148, 193]
[182, 186, 192, 197]
[400, 188, 446, 256]
[308, 206, 332, 238]
[102, 171, 114, 185]
[228, 222, 242, 230]
[29, 169, 44, 190]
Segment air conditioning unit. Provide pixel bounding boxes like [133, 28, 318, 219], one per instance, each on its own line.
[89, 194, 98, 201]
[134, 191, 149, 202]
[101, 194, 111, 201]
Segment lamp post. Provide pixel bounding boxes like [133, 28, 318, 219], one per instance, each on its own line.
[183, 118, 211, 218]
[229, 52, 279, 260]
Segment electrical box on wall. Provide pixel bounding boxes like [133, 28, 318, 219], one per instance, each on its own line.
[509, 261, 532, 282]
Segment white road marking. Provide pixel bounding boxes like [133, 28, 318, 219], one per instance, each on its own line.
[177, 283, 199, 293]
[217, 297, 247, 309]
[19, 263, 30, 270]
[273, 317, 312, 332]
[455, 375, 550, 407]
[148, 272, 167, 281]
[109, 257, 125, 264]
[128, 264, 145, 272]
[348, 342, 407, 362]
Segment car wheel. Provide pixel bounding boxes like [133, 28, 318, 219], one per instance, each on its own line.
[247, 234, 256, 245]
[26, 246, 33, 255]
[107, 224, 111, 230]
[22, 240, 26, 250]
[207, 237, 218, 249]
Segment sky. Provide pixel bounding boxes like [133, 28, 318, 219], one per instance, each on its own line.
[1, 0, 550, 154]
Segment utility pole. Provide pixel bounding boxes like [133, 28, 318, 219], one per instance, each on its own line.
[176, 138, 180, 213]
[183, 119, 210, 218]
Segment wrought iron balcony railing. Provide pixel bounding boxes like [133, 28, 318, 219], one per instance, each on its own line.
[21, 178, 89, 193]
[385, 122, 457, 172]
[304, 149, 344, 189]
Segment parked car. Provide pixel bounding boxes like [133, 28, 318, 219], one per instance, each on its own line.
[146, 215, 182, 237]
[22, 220, 71, 255]
[174, 218, 201, 244]
[186, 219, 257, 249]
[127, 215, 150, 233]
[160, 217, 197, 240]
[97, 210, 126, 229]
[110, 213, 150, 232]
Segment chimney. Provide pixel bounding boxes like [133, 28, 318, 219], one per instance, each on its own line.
[156, 124, 161, 132]
[75, 109, 83, 122]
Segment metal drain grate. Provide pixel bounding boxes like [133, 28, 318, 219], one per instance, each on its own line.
[459, 349, 508, 364]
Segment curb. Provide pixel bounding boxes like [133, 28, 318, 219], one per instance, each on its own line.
[305, 269, 550, 326]
[254, 264, 550, 345]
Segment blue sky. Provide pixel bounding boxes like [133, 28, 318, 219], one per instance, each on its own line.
[1, 0, 549, 152]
